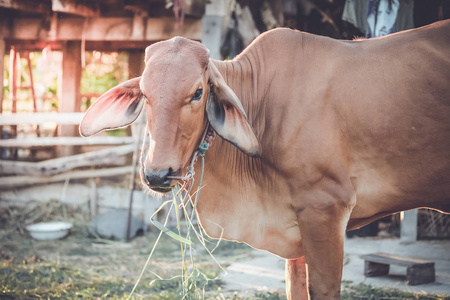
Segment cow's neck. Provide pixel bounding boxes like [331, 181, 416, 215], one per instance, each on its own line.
[208, 46, 271, 187]
[205, 31, 330, 188]
[192, 30, 341, 253]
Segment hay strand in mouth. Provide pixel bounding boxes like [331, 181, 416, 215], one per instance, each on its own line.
[127, 182, 228, 299]
[129, 149, 227, 299]
[126, 202, 175, 300]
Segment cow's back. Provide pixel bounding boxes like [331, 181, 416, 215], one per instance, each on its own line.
[334, 20, 450, 219]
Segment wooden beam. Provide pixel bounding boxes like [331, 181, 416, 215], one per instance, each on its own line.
[145, 17, 202, 41]
[0, 136, 135, 147]
[0, 144, 134, 175]
[8, 17, 202, 42]
[60, 41, 82, 116]
[59, 40, 82, 156]
[0, 166, 135, 188]
[5, 40, 154, 52]
[52, 0, 100, 17]
[0, 0, 51, 14]
[4, 40, 62, 52]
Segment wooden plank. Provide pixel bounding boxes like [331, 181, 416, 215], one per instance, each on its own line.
[0, 166, 135, 188]
[0, 136, 135, 147]
[361, 253, 434, 268]
[4, 40, 63, 52]
[0, 144, 134, 175]
[0, 112, 85, 126]
[52, 0, 100, 17]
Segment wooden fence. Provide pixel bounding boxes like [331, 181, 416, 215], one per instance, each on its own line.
[0, 112, 144, 188]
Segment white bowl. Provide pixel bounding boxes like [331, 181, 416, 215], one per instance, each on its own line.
[26, 222, 72, 240]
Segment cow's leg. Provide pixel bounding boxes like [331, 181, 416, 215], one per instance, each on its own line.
[295, 186, 356, 299]
[286, 256, 309, 300]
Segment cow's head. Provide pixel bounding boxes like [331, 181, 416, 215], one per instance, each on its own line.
[80, 37, 261, 193]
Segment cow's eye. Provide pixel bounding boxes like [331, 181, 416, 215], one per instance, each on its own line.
[191, 88, 203, 101]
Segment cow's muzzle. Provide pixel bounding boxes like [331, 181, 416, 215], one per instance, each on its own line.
[142, 168, 180, 193]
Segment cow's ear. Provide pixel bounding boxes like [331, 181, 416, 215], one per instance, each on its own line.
[206, 61, 261, 157]
[79, 77, 144, 137]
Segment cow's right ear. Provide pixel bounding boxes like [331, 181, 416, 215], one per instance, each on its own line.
[79, 77, 144, 137]
[206, 61, 261, 157]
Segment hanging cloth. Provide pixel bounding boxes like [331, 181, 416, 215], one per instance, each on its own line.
[366, 0, 400, 38]
[220, 10, 244, 59]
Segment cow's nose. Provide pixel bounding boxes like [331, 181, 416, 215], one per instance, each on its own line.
[143, 168, 176, 193]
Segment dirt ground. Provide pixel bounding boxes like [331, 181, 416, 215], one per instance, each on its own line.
[1, 201, 449, 300]
[0, 201, 280, 299]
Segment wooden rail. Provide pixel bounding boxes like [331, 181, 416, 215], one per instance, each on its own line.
[0, 144, 135, 175]
[0, 136, 135, 147]
[0, 112, 85, 125]
[0, 112, 145, 189]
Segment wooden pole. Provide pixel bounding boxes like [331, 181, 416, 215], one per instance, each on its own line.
[60, 41, 82, 156]
[0, 37, 5, 144]
[9, 47, 18, 159]
[26, 53, 38, 112]
[0, 144, 134, 176]
[26, 52, 41, 140]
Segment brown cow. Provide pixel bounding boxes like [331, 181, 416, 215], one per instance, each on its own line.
[80, 20, 450, 299]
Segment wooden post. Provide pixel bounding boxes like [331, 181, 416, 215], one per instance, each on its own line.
[401, 209, 418, 242]
[125, 49, 145, 138]
[59, 41, 82, 156]
[0, 37, 5, 140]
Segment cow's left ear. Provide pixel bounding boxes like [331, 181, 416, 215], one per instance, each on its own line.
[79, 77, 144, 137]
[206, 61, 261, 157]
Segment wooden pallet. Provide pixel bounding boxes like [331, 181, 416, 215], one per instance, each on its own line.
[361, 253, 435, 285]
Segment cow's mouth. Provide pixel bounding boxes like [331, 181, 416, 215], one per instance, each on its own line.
[151, 186, 175, 193]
